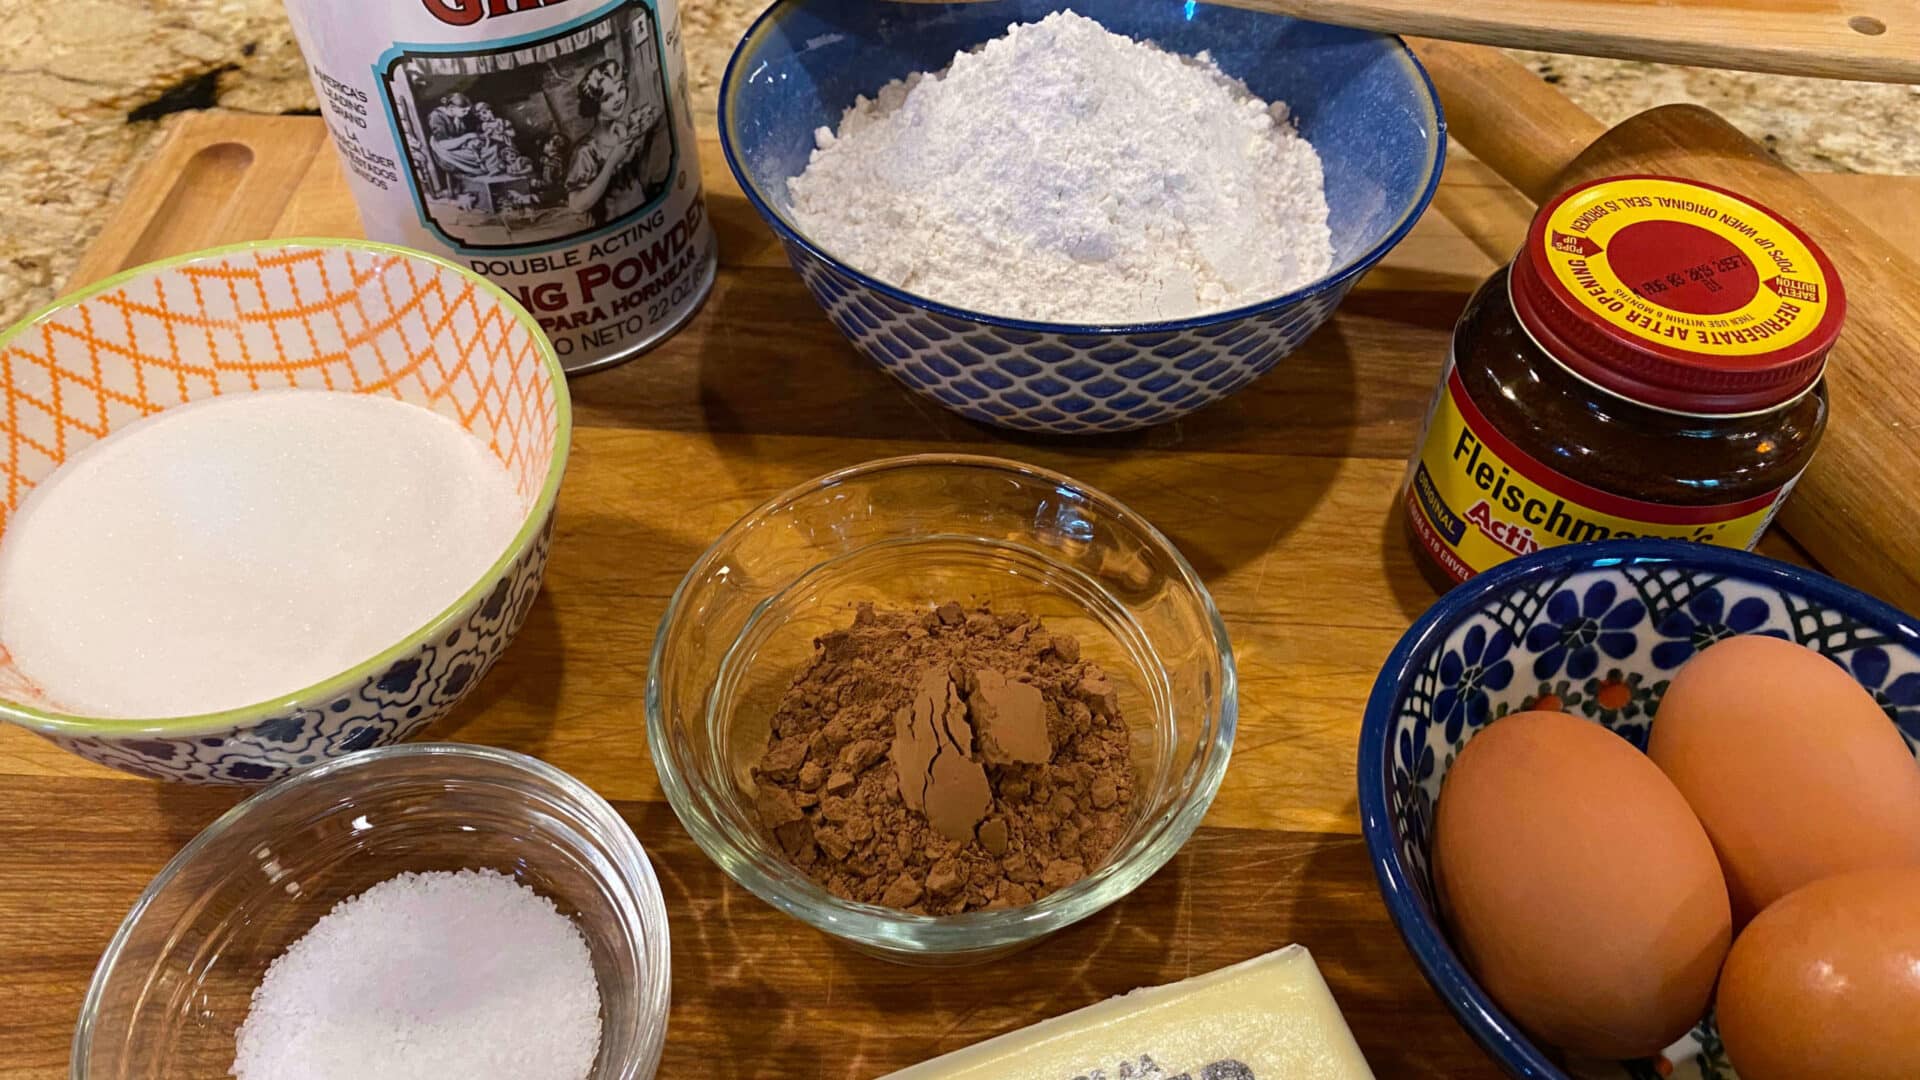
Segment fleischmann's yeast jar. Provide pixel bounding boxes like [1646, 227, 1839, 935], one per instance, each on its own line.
[1402, 175, 1845, 588]
[283, 0, 717, 373]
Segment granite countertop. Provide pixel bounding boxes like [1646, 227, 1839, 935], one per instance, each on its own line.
[1, 1, 1915, 330]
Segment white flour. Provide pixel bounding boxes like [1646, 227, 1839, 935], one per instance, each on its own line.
[786, 11, 1334, 324]
[0, 390, 523, 719]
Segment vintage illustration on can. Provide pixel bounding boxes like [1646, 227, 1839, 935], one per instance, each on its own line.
[269, 0, 724, 371]
[378, 2, 676, 251]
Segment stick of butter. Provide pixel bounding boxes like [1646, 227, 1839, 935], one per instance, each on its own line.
[880, 945, 1375, 1080]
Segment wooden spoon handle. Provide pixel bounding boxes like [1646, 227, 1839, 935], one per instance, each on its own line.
[891, 0, 1920, 83]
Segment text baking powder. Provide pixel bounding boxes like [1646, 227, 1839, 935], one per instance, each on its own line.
[786, 11, 1333, 324]
[282, 0, 716, 372]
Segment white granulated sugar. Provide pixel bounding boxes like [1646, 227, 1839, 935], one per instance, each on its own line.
[0, 390, 523, 718]
[232, 869, 602, 1080]
[786, 11, 1334, 323]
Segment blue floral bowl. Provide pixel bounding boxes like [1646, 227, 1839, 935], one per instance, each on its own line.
[1360, 540, 1920, 1080]
[718, 0, 1445, 434]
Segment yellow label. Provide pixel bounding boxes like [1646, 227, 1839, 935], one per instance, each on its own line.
[1403, 364, 1792, 583]
[1539, 177, 1832, 357]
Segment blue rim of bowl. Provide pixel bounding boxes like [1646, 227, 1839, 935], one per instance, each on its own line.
[71, 742, 671, 1080]
[1357, 538, 1920, 1080]
[0, 239, 572, 739]
[645, 452, 1237, 952]
[717, 0, 1447, 336]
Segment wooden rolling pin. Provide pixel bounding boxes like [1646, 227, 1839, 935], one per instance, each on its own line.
[1412, 38, 1920, 614]
[902, 0, 1919, 83]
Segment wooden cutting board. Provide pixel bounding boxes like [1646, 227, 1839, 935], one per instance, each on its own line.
[2, 111, 1916, 1079]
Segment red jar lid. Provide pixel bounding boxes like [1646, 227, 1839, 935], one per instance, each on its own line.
[1511, 175, 1846, 414]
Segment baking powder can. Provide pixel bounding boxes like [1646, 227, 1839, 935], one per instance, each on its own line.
[281, 0, 717, 373]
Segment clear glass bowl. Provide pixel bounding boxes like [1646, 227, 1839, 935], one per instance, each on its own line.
[646, 454, 1235, 964]
[73, 743, 670, 1079]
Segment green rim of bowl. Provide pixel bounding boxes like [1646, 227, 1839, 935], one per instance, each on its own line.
[0, 238, 572, 738]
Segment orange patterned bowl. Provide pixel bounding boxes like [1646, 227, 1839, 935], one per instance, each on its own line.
[0, 240, 569, 783]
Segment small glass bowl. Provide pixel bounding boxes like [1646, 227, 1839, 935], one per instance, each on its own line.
[646, 454, 1236, 964]
[73, 743, 670, 1079]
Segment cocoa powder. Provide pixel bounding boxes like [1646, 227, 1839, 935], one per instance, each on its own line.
[749, 601, 1135, 915]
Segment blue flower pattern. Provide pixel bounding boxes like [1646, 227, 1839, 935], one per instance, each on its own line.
[1394, 715, 1436, 857]
[1849, 646, 1920, 743]
[1387, 565, 1920, 1080]
[1525, 580, 1644, 680]
[1434, 625, 1514, 742]
[1651, 589, 1781, 670]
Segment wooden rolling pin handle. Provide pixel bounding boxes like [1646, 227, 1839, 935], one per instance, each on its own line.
[1408, 37, 1603, 200]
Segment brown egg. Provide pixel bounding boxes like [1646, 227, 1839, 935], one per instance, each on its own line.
[1647, 634, 1920, 923]
[1434, 710, 1731, 1059]
[1717, 866, 1920, 1080]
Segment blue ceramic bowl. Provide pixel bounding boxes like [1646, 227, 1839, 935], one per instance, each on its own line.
[719, 0, 1445, 434]
[1360, 540, 1920, 1080]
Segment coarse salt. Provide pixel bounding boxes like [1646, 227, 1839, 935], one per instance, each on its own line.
[786, 11, 1334, 323]
[231, 869, 602, 1080]
[0, 390, 524, 718]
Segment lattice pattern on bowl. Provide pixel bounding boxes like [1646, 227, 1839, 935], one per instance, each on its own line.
[0, 241, 566, 782]
[788, 246, 1348, 434]
[1, 244, 557, 521]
